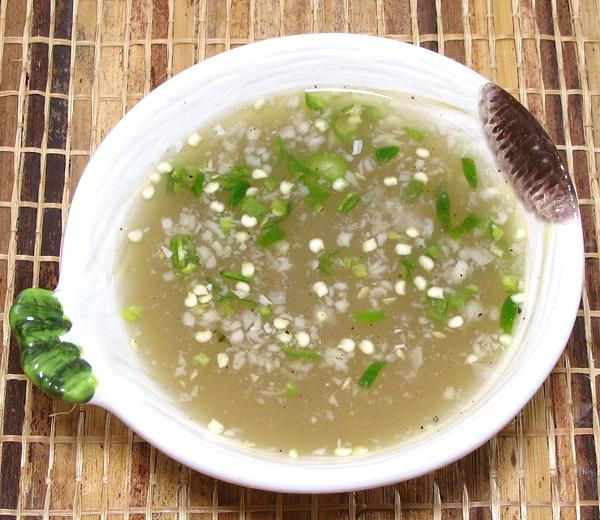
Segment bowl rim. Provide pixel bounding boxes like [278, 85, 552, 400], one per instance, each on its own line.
[57, 33, 583, 492]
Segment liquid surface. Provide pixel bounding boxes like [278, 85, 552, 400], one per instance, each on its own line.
[119, 89, 526, 458]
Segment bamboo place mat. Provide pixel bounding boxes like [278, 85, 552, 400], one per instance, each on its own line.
[0, 0, 599, 519]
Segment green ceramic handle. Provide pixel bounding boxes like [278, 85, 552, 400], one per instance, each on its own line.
[9, 288, 97, 402]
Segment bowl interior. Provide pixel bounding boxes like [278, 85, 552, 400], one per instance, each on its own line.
[56, 34, 583, 492]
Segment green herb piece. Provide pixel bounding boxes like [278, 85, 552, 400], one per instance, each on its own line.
[308, 152, 347, 183]
[267, 200, 293, 228]
[490, 239, 513, 260]
[354, 310, 387, 324]
[340, 255, 368, 278]
[435, 187, 451, 231]
[286, 382, 298, 396]
[399, 256, 416, 280]
[426, 284, 478, 323]
[218, 165, 251, 189]
[259, 305, 273, 319]
[191, 172, 205, 196]
[220, 270, 250, 283]
[271, 199, 288, 216]
[358, 361, 388, 388]
[332, 105, 363, 144]
[205, 276, 222, 296]
[502, 276, 521, 295]
[169, 235, 198, 274]
[257, 226, 285, 248]
[351, 262, 368, 278]
[121, 305, 143, 321]
[274, 136, 314, 177]
[193, 353, 210, 367]
[461, 157, 478, 188]
[239, 196, 267, 219]
[168, 166, 206, 195]
[264, 177, 279, 191]
[362, 105, 380, 122]
[303, 180, 330, 212]
[447, 284, 479, 311]
[403, 179, 425, 203]
[229, 180, 251, 207]
[449, 213, 480, 240]
[318, 248, 343, 275]
[305, 92, 326, 112]
[219, 216, 233, 233]
[215, 300, 234, 319]
[215, 293, 261, 318]
[375, 145, 400, 165]
[500, 296, 519, 334]
[279, 343, 321, 361]
[487, 219, 504, 242]
[331, 104, 378, 144]
[426, 298, 448, 323]
[274, 135, 286, 164]
[171, 167, 194, 185]
[402, 126, 424, 141]
[424, 244, 440, 261]
[338, 193, 361, 214]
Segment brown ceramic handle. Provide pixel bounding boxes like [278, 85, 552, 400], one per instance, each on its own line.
[479, 82, 578, 223]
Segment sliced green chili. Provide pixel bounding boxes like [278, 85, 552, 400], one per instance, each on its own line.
[502, 276, 521, 295]
[191, 171, 205, 196]
[331, 105, 362, 144]
[426, 298, 448, 323]
[500, 296, 519, 334]
[435, 187, 451, 231]
[239, 196, 268, 219]
[218, 164, 251, 189]
[307, 152, 347, 183]
[274, 136, 313, 176]
[399, 256, 416, 280]
[358, 361, 388, 388]
[461, 157, 478, 188]
[449, 213, 480, 240]
[263, 200, 293, 230]
[338, 193, 361, 214]
[318, 248, 343, 275]
[257, 226, 286, 248]
[403, 126, 424, 141]
[354, 310, 387, 324]
[169, 235, 198, 274]
[229, 180, 251, 207]
[424, 244, 440, 261]
[215, 293, 262, 318]
[375, 145, 400, 165]
[303, 180, 330, 212]
[279, 343, 321, 361]
[403, 179, 425, 203]
[220, 270, 250, 283]
[169, 167, 205, 195]
[447, 284, 479, 311]
[487, 219, 504, 242]
[305, 92, 326, 111]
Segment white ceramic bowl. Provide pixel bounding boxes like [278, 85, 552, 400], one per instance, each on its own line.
[10, 34, 583, 492]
